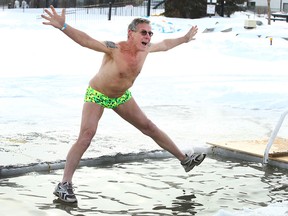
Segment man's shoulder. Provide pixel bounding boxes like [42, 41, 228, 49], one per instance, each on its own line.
[104, 41, 118, 49]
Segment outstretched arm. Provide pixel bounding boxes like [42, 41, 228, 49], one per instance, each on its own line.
[41, 5, 110, 53]
[149, 25, 198, 52]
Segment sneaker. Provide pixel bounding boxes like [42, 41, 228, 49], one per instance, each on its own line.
[181, 153, 206, 172]
[53, 182, 77, 203]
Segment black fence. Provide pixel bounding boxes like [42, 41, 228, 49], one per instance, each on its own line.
[0, 0, 164, 11]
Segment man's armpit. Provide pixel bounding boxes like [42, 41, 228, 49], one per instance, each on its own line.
[105, 41, 118, 49]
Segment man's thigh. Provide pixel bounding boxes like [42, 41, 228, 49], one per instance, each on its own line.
[80, 102, 104, 131]
[113, 97, 150, 129]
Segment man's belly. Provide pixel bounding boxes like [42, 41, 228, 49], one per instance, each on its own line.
[89, 77, 133, 98]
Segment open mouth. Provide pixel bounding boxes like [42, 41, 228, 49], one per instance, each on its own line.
[141, 41, 148, 46]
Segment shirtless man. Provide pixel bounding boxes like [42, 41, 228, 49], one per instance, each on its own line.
[42, 5, 206, 203]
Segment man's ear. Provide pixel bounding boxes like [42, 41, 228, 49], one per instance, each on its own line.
[128, 29, 134, 39]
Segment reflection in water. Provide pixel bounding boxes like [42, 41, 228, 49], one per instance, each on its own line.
[153, 193, 200, 215]
[0, 179, 22, 188]
[53, 199, 79, 214]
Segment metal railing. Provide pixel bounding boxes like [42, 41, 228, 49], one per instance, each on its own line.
[263, 109, 288, 164]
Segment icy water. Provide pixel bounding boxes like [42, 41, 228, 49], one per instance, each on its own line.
[1, 157, 288, 216]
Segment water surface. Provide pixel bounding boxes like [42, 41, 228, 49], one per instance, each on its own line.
[1, 157, 288, 215]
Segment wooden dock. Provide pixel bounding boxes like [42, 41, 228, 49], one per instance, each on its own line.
[207, 137, 288, 169]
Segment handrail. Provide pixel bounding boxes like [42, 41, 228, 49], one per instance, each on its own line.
[263, 109, 288, 164]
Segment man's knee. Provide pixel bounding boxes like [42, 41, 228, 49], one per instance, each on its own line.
[77, 128, 96, 148]
[141, 120, 158, 136]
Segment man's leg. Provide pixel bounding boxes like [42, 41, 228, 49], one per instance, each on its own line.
[114, 97, 186, 162]
[62, 102, 104, 183]
[54, 102, 104, 203]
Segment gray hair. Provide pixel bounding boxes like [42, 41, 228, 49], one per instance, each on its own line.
[128, 18, 151, 31]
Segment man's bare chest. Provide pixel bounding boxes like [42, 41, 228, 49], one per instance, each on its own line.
[115, 53, 146, 74]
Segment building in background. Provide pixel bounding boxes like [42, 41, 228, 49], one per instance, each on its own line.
[248, 0, 288, 12]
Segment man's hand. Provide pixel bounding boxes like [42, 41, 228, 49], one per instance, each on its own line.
[185, 25, 198, 43]
[41, 5, 66, 30]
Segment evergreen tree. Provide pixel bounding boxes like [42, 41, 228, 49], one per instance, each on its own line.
[164, 0, 207, 18]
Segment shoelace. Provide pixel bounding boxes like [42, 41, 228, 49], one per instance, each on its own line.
[63, 182, 75, 193]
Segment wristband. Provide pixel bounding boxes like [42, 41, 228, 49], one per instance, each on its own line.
[60, 23, 67, 31]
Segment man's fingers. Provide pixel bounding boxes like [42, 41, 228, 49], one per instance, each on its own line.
[61, 8, 66, 17]
[41, 14, 50, 21]
[42, 21, 51, 25]
[43, 8, 53, 17]
[50, 5, 57, 14]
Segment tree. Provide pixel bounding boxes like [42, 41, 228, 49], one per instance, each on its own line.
[216, 0, 246, 17]
[164, 0, 207, 19]
[267, 0, 271, 25]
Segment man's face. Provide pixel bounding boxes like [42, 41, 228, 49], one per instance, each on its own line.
[130, 23, 153, 50]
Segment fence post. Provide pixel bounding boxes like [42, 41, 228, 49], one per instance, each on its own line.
[108, 2, 112, 20]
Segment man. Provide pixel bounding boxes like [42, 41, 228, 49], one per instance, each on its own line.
[42, 5, 206, 203]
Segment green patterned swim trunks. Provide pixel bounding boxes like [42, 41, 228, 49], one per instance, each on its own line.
[84, 86, 132, 109]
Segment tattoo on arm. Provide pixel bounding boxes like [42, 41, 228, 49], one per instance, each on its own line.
[105, 41, 118, 48]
